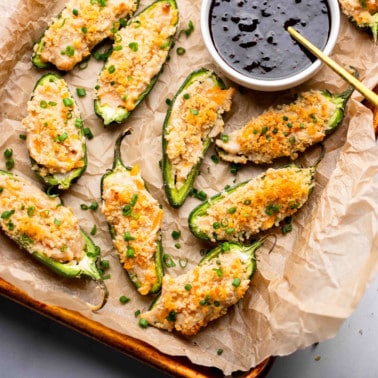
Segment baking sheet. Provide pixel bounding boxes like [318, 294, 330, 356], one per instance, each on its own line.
[0, 0, 378, 375]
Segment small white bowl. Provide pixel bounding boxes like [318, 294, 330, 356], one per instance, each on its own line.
[201, 0, 340, 92]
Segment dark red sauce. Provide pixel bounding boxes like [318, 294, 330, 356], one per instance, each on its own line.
[209, 0, 331, 80]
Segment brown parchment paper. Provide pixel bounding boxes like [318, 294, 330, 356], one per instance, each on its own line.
[1, 0, 378, 375]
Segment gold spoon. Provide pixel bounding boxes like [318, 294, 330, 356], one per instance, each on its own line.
[287, 26, 378, 107]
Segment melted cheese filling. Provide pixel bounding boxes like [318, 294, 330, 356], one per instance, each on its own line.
[22, 77, 85, 177]
[216, 90, 337, 164]
[96, 1, 178, 112]
[38, 0, 138, 71]
[165, 75, 235, 188]
[140, 249, 251, 336]
[0, 174, 84, 262]
[193, 166, 314, 242]
[101, 165, 163, 295]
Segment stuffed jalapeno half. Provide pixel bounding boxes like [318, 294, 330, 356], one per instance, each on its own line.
[0, 170, 108, 311]
[94, 0, 179, 125]
[101, 129, 164, 295]
[189, 165, 316, 243]
[139, 239, 265, 336]
[22, 73, 86, 191]
[32, 0, 139, 71]
[339, 0, 378, 42]
[216, 82, 355, 165]
[162, 69, 235, 208]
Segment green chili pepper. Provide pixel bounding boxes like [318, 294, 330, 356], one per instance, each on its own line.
[162, 68, 235, 208]
[31, 1, 139, 71]
[139, 239, 267, 336]
[100, 129, 164, 295]
[0, 169, 108, 311]
[216, 72, 357, 165]
[188, 157, 323, 242]
[339, 1, 378, 42]
[94, 0, 179, 126]
[22, 73, 87, 190]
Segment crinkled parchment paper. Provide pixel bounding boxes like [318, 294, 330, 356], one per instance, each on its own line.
[1, 0, 378, 375]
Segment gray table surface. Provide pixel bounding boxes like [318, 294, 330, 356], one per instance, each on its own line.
[1, 273, 378, 378]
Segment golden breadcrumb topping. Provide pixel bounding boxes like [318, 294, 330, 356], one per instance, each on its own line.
[37, 0, 138, 71]
[192, 166, 314, 242]
[101, 165, 163, 295]
[96, 1, 178, 113]
[22, 76, 85, 178]
[0, 173, 84, 262]
[165, 74, 235, 188]
[140, 247, 251, 336]
[216, 90, 336, 164]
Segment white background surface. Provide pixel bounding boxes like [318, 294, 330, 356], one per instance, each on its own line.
[0, 273, 378, 378]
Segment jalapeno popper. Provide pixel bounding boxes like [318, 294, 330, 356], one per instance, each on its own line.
[139, 239, 265, 336]
[94, 0, 179, 125]
[0, 170, 108, 311]
[216, 83, 355, 165]
[339, 0, 378, 42]
[101, 129, 164, 295]
[32, 0, 139, 71]
[22, 73, 86, 191]
[189, 165, 316, 243]
[162, 69, 235, 208]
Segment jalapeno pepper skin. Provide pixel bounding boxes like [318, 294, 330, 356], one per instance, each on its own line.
[100, 129, 164, 295]
[0, 169, 108, 311]
[31, 0, 140, 71]
[139, 239, 265, 336]
[188, 164, 316, 243]
[162, 68, 235, 208]
[94, 0, 179, 126]
[215, 72, 357, 165]
[22, 73, 87, 191]
[339, 0, 378, 42]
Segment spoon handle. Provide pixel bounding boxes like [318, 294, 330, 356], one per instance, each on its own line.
[287, 26, 378, 107]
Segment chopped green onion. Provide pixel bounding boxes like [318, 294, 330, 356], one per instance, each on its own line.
[63, 98, 73, 107]
[232, 277, 241, 287]
[128, 42, 139, 52]
[122, 205, 132, 216]
[124, 232, 135, 241]
[76, 88, 87, 97]
[171, 230, 181, 240]
[90, 224, 97, 236]
[1, 210, 15, 219]
[5, 159, 15, 171]
[138, 318, 149, 329]
[176, 47, 186, 55]
[126, 246, 135, 258]
[84, 127, 94, 140]
[221, 134, 229, 143]
[165, 310, 176, 322]
[119, 295, 130, 304]
[163, 253, 176, 268]
[65, 45, 75, 57]
[3, 148, 13, 159]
